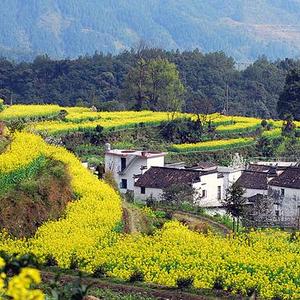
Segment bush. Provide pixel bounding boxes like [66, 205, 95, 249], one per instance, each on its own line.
[213, 277, 224, 290]
[93, 265, 106, 278]
[261, 119, 268, 127]
[176, 277, 194, 289]
[129, 270, 144, 283]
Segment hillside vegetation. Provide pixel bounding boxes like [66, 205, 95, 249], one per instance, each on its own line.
[1, 1, 300, 61]
[1, 51, 300, 119]
[0, 158, 72, 237]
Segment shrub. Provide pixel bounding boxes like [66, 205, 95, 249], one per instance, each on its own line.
[93, 265, 106, 278]
[129, 270, 144, 283]
[176, 277, 194, 289]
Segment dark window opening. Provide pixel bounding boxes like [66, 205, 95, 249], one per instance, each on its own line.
[217, 186, 221, 200]
[121, 157, 127, 172]
[141, 187, 146, 194]
[280, 188, 285, 197]
[121, 179, 127, 189]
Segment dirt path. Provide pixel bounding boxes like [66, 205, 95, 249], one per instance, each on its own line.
[41, 271, 243, 300]
[172, 211, 231, 236]
[122, 202, 151, 234]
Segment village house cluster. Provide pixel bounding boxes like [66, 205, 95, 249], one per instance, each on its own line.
[104, 144, 300, 224]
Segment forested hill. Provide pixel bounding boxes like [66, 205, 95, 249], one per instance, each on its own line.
[1, 0, 300, 62]
[1, 50, 300, 119]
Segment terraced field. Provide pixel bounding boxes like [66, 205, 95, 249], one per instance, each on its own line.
[1, 104, 297, 154]
[0, 106, 300, 299]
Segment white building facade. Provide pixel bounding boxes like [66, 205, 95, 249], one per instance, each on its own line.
[104, 148, 166, 193]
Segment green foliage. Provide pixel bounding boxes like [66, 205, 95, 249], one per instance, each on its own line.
[0, 99, 4, 112]
[159, 118, 202, 144]
[123, 58, 185, 111]
[278, 68, 300, 121]
[282, 114, 296, 137]
[5, 119, 26, 134]
[222, 183, 247, 232]
[0, 155, 47, 196]
[46, 273, 93, 300]
[0, 50, 299, 119]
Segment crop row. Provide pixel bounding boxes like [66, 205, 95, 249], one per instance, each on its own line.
[170, 137, 255, 152]
[0, 104, 61, 121]
[0, 155, 46, 195]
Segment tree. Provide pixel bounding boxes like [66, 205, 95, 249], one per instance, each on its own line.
[147, 59, 185, 115]
[282, 114, 296, 137]
[256, 136, 274, 157]
[277, 68, 300, 121]
[186, 93, 214, 127]
[243, 194, 274, 227]
[123, 58, 185, 113]
[222, 183, 246, 232]
[161, 183, 197, 207]
[123, 58, 149, 110]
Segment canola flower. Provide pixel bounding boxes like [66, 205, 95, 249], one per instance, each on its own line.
[0, 132, 122, 268]
[0, 105, 61, 121]
[171, 137, 255, 152]
[0, 258, 44, 300]
[1, 112, 300, 298]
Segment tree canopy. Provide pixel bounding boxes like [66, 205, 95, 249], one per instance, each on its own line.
[0, 49, 299, 118]
[277, 68, 300, 121]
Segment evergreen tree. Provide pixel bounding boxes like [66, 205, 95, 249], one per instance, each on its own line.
[277, 69, 300, 120]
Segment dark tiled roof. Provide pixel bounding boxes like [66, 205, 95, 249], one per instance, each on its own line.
[236, 171, 268, 190]
[269, 167, 300, 189]
[188, 162, 217, 170]
[248, 164, 274, 172]
[135, 167, 214, 189]
[247, 194, 265, 203]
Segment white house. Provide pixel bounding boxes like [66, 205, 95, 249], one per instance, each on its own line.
[268, 167, 300, 220]
[134, 166, 224, 210]
[104, 146, 166, 193]
[218, 166, 242, 192]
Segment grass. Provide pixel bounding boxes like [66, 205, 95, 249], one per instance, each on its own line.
[0, 136, 10, 154]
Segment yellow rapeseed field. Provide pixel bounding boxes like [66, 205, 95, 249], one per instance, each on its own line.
[0, 131, 299, 299]
[0, 105, 61, 120]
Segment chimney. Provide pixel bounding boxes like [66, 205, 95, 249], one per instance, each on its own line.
[105, 143, 111, 152]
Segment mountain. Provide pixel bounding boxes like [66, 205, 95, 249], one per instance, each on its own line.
[1, 0, 300, 62]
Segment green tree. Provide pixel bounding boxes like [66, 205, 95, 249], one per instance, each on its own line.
[147, 58, 185, 115]
[222, 183, 246, 232]
[277, 68, 300, 121]
[123, 58, 149, 110]
[123, 58, 185, 113]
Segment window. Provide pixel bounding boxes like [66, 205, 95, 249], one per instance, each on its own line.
[217, 186, 221, 200]
[280, 188, 285, 197]
[275, 204, 281, 219]
[141, 187, 146, 194]
[121, 179, 127, 189]
[202, 189, 207, 198]
[121, 157, 126, 172]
